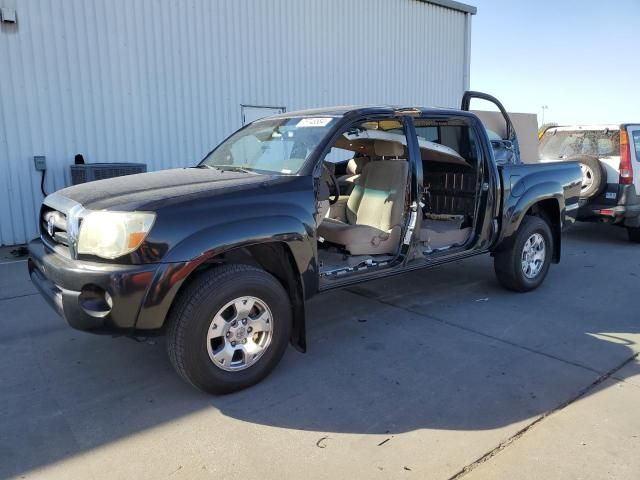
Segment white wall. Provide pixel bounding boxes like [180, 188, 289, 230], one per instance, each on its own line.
[0, 0, 471, 245]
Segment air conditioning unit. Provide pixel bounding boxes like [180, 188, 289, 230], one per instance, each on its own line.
[70, 163, 147, 185]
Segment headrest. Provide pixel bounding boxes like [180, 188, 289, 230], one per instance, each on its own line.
[374, 140, 404, 157]
[347, 157, 370, 175]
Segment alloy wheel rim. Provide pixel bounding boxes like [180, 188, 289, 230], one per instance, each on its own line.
[580, 164, 594, 192]
[206, 296, 273, 372]
[521, 233, 546, 279]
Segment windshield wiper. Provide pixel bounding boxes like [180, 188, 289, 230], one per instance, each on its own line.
[214, 165, 257, 174]
[191, 164, 214, 169]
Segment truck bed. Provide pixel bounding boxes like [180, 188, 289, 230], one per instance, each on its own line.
[499, 161, 582, 228]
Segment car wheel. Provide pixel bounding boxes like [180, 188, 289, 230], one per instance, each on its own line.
[628, 227, 640, 243]
[494, 215, 553, 292]
[166, 264, 292, 394]
[567, 155, 606, 200]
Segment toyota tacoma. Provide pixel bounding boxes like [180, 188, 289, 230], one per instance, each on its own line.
[29, 92, 582, 394]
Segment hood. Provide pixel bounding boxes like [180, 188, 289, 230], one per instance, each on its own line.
[55, 167, 275, 210]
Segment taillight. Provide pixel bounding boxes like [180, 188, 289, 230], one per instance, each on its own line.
[620, 128, 633, 185]
[597, 208, 615, 216]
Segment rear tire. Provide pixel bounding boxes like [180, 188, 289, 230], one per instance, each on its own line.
[494, 215, 553, 292]
[568, 155, 606, 201]
[166, 264, 292, 394]
[628, 227, 640, 243]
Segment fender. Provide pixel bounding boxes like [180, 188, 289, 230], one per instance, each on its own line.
[135, 215, 316, 336]
[494, 180, 565, 259]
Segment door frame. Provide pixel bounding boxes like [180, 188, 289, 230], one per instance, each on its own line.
[406, 113, 492, 261]
[461, 91, 521, 165]
[314, 113, 421, 289]
[625, 124, 640, 194]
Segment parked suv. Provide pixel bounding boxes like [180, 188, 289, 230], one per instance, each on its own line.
[28, 92, 582, 394]
[539, 124, 640, 241]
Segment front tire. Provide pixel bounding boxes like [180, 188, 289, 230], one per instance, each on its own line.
[166, 264, 292, 394]
[494, 215, 553, 292]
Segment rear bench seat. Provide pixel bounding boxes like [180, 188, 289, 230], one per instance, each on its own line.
[419, 163, 477, 249]
[423, 169, 477, 216]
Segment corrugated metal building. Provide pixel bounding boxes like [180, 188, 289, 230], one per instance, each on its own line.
[0, 0, 476, 246]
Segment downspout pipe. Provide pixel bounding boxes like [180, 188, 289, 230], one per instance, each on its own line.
[462, 11, 473, 92]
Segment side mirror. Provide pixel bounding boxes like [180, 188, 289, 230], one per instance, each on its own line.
[491, 140, 513, 150]
[491, 140, 516, 165]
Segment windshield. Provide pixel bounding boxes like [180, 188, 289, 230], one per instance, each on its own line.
[201, 116, 338, 174]
[539, 129, 620, 159]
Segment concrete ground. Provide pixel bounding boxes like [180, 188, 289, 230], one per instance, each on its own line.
[1, 222, 639, 480]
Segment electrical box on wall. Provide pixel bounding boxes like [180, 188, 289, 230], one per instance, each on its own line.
[33, 156, 46, 171]
[0, 7, 17, 23]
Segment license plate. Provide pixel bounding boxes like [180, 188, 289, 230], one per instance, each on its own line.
[605, 192, 617, 200]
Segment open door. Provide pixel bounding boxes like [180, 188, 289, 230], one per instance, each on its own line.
[462, 91, 521, 165]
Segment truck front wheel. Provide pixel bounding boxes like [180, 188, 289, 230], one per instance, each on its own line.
[494, 215, 553, 292]
[166, 264, 292, 394]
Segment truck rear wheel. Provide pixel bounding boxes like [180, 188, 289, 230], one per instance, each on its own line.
[494, 215, 553, 292]
[628, 227, 640, 243]
[166, 264, 292, 394]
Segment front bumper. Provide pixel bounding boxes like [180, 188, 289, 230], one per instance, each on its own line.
[28, 238, 160, 334]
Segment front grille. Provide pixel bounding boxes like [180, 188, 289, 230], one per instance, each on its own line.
[41, 207, 69, 248]
[39, 193, 87, 258]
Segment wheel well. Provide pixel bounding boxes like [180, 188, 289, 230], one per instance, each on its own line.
[526, 199, 561, 262]
[175, 242, 307, 352]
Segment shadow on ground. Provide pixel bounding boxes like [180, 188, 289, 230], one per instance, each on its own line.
[1, 222, 638, 477]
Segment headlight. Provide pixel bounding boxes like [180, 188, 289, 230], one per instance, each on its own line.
[77, 211, 156, 259]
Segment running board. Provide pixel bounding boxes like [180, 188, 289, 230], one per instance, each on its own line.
[320, 258, 391, 278]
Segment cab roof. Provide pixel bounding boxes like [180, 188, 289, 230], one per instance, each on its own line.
[268, 105, 474, 120]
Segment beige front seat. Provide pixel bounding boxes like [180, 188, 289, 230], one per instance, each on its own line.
[318, 140, 408, 255]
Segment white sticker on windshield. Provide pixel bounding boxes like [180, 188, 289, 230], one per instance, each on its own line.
[296, 117, 333, 128]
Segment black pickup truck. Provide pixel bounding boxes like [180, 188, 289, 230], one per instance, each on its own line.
[28, 92, 582, 394]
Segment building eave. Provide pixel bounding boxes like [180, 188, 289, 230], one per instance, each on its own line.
[423, 0, 477, 15]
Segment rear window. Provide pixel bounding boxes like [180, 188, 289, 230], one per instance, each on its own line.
[539, 129, 620, 159]
[633, 131, 640, 159]
[412, 120, 480, 162]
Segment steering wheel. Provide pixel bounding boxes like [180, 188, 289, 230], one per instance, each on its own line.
[322, 163, 340, 205]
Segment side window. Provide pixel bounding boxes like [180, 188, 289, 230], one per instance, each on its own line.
[323, 147, 354, 165]
[633, 131, 640, 159]
[415, 126, 439, 143]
